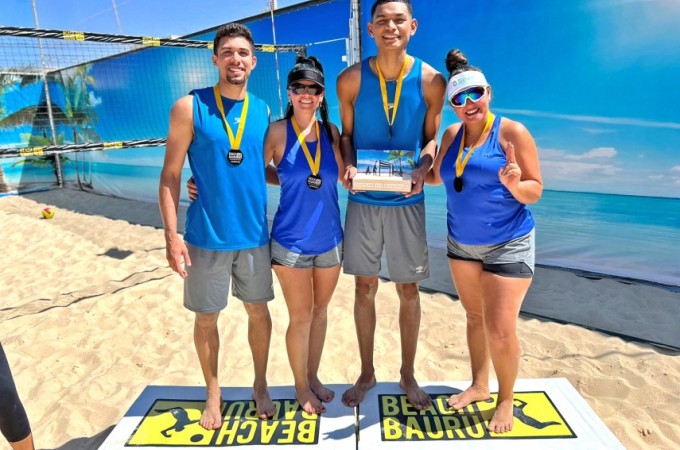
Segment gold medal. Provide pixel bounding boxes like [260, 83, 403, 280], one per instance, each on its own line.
[291, 116, 323, 190]
[213, 85, 248, 165]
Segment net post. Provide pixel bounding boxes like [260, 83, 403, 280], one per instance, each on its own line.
[32, 0, 63, 187]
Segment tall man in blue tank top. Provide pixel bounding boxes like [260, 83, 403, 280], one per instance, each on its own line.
[159, 23, 276, 429]
[338, 0, 446, 410]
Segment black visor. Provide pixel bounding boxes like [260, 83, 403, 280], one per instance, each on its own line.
[287, 67, 325, 89]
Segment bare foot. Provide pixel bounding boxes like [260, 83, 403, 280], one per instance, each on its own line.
[309, 378, 335, 403]
[199, 393, 223, 430]
[400, 376, 432, 410]
[448, 384, 491, 410]
[296, 388, 326, 414]
[488, 399, 515, 433]
[341, 373, 376, 407]
[253, 386, 275, 420]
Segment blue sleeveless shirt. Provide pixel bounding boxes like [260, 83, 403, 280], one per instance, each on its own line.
[441, 116, 535, 245]
[183, 87, 269, 250]
[271, 119, 343, 254]
[351, 57, 427, 207]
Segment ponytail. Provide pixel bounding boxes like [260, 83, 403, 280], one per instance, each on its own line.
[319, 99, 334, 144]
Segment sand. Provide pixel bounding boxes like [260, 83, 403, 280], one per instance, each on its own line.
[1, 188, 679, 449]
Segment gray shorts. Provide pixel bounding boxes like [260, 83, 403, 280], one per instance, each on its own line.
[184, 243, 274, 313]
[446, 230, 535, 278]
[343, 201, 429, 282]
[270, 239, 343, 269]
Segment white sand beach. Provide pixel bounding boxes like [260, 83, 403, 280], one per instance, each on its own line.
[1, 189, 679, 449]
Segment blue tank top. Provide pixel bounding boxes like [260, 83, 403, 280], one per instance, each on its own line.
[271, 119, 343, 254]
[183, 87, 269, 250]
[441, 115, 535, 245]
[351, 57, 427, 207]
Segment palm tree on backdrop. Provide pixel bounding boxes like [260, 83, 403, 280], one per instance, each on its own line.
[58, 64, 100, 188]
[0, 64, 100, 189]
[387, 149, 415, 176]
[0, 70, 20, 192]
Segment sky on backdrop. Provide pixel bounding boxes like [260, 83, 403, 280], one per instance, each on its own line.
[404, 0, 680, 198]
[2, 0, 680, 198]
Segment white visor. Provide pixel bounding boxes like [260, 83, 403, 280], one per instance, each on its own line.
[446, 71, 489, 100]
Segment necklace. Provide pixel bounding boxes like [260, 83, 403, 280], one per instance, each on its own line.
[453, 113, 495, 192]
[375, 57, 408, 140]
[213, 85, 248, 166]
[291, 116, 323, 190]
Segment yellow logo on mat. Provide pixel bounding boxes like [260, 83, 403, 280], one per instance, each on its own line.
[127, 399, 319, 446]
[379, 391, 576, 441]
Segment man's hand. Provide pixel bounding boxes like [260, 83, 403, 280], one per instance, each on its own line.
[342, 164, 358, 193]
[165, 234, 191, 278]
[406, 165, 428, 197]
[186, 176, 198, 201]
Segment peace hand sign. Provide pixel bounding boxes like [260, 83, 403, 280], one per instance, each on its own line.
[498, 141, 521, 191]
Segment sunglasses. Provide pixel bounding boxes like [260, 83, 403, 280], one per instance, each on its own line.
[450, 86, 487, 107]
[289, 83, 324, 96]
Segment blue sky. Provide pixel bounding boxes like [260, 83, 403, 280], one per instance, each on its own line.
[1, 0, 307, 36]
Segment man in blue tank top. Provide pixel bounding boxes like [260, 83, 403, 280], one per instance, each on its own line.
[338, 0, 446, 410]
[159, 23, 275, 429]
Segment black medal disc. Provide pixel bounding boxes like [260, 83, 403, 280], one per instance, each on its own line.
[307, 174, 322, 190]
[227, 149, 243, 165]
[453, 176, 464, 192]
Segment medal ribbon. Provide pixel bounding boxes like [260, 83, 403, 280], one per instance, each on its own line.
[213, 84, 248, 150]
[455, 113, 495, 179]
[291, 116, 321, 176]
[376, 57, 407, 136]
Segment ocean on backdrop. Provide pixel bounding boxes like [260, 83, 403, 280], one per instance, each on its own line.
[5, 159, 677, 286]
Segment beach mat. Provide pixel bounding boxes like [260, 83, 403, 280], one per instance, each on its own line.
[99, 379, 622, 449]
[358, 379, 624, 449]
[99, 384, 355, 449]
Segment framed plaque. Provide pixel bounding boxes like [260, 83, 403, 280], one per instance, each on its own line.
[352, 149, 414, 193]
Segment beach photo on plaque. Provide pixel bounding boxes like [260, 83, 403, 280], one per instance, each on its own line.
[353, 149, 414, 193]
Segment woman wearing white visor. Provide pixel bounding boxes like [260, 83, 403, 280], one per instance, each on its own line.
[427, 49, 543, 433]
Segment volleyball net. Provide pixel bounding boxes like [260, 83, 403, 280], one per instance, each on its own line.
[0, 26, 305, 189]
